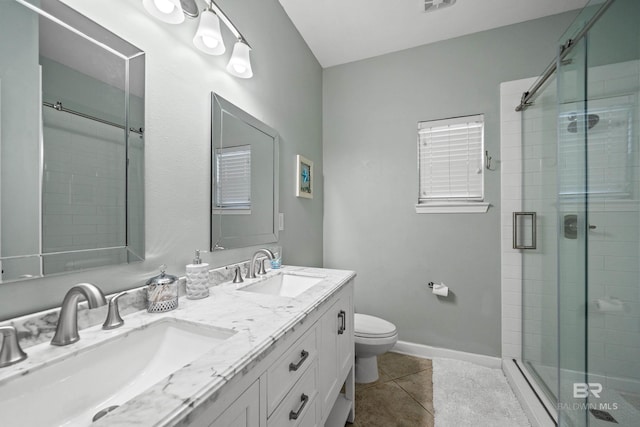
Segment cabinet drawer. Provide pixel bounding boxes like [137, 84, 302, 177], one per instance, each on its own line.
[296, 395, 317, 427]
[268, 361, 318, 427]
[267, 326, 318, 415]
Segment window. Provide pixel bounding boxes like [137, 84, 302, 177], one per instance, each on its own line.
[416, 114, 489, 213]
[214, 145, 251, 211]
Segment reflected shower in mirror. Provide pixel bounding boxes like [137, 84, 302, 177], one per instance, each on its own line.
[0, 0, 145, 283]
[211, 94, 279, 250]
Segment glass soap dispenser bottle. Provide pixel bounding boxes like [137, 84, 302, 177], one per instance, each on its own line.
[186, 250, 210, 299]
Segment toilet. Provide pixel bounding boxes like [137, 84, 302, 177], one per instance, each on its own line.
[354, 313, 398, 383]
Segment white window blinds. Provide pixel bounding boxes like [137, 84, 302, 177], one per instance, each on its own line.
[418, 114, 484, 202]
[214, 145, 251, 209]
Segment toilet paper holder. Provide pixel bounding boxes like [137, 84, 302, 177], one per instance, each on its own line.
[427, 281, 449, 297]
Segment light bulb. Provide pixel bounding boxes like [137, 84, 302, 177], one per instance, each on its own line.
[153, 0, 175, 14]
[192, 9, 225, 55]
[201, 36, 219, 49]
[226, 41, 253, 78]
[142, 0, 184, 24]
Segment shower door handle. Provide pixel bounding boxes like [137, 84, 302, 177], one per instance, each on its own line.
[513, 212, 537, 249]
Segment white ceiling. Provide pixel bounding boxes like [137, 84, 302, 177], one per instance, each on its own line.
[278, 0, 589, 68]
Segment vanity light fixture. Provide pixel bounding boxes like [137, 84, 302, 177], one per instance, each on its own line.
[142, 0, 254, 78]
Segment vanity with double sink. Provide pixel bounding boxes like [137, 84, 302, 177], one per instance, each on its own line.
[0, 265, 356, 427]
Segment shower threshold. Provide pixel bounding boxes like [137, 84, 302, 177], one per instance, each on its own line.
[503, 359, 557, 427]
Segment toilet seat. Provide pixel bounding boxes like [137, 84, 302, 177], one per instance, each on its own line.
[354, 313, 397, 339]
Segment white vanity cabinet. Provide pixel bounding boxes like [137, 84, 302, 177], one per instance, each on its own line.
[318, 284, 354, 425]
[209, 380, 260, 427]
[196, 278, 354, 427]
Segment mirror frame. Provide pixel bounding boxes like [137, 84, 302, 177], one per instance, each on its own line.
[210, 93, 279, 250]
[0, 0, 145, 283]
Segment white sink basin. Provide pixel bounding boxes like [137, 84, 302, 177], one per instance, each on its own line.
[0, 319, 235, 426]
[239, 272, 325, 298]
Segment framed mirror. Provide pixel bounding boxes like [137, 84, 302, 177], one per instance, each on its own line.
[211, 94, 279, 250]
[0, 0, 145, 283]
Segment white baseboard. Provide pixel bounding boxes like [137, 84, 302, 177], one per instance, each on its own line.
[392, 340, 502, 369]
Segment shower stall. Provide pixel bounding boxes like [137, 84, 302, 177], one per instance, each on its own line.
[506, 0, 640, 425]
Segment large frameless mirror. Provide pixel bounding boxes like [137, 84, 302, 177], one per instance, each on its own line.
[0, 0, 145, 283]
[210, 93, 279, 250]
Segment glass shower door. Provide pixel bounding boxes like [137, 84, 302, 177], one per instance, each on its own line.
[557, 0, 640, 425]
[585, 0, 639, 425]
[518, 1, 640, 425]
[557, 34, 590, 427]
[521, 75, 560, 406]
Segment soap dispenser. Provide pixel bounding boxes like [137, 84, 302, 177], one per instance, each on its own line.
[186, 250, 210, 299]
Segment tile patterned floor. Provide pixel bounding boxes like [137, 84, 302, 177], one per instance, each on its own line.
[348, 352, 434, 427]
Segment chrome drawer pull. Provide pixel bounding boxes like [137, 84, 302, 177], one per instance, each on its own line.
[338, 310, 346, 334]
[288, 393, 309, 420]
[288, 350, 309, 372]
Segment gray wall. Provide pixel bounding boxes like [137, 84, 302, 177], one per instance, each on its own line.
[0, 0, 323, 320]
[323, 12, 580, 357]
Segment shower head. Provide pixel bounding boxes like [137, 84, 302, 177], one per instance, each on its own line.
[567, 114, 600, 133]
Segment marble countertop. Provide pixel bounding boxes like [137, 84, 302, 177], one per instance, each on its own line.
[0, 266, 355, 426]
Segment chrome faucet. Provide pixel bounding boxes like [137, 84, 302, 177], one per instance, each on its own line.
[51, 283, 107, 346]
[247, 248, 275, 279]
[0, 326, 27, 367]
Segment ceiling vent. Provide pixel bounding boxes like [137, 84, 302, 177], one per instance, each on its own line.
[424, 0, 457, 13]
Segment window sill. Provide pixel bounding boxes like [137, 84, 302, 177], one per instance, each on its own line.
[415, 202, 490, 214]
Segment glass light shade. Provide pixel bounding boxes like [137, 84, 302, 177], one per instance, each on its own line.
[226, 41, 253, 78]
[193, 10, 225, 55]
[142, 0, 185, 24]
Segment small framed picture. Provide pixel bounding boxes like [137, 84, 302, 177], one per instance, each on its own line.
[296, 155, 313, 199]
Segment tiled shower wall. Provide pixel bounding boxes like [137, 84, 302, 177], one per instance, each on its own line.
[500, 77, 535, 360]
[42, 108, 126, 274]
[584, 60, 640, 390]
